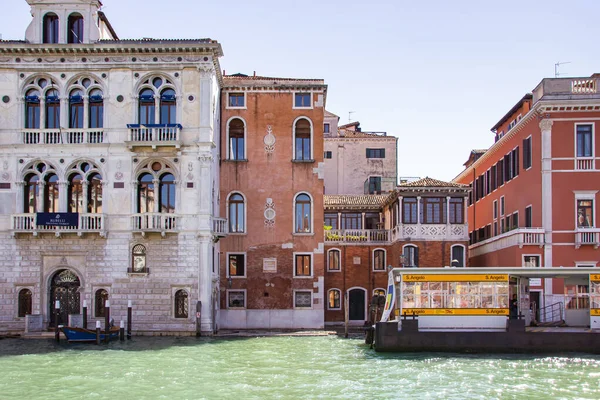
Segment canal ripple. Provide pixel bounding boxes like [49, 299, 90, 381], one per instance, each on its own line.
[0, 335, 599, 399]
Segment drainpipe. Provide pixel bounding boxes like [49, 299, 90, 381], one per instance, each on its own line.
[472, 168, 476, 243]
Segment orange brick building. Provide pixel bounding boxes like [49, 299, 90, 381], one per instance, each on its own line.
[454, 74, 600, 325]
[324, 178, 470, 325]
[218, 74, 327, 329]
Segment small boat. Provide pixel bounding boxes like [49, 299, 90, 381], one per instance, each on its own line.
[60, 326, 120, 343]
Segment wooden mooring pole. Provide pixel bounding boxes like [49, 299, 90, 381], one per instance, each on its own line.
[127, 300, 132, 340]
[54, 300, 60, 343]
[119, 320, 125, 341]
[344, 296, 349, 338]
[95, 321, 101, 345]
[82, 300, 88, 329]
[104, 300, 110, 344]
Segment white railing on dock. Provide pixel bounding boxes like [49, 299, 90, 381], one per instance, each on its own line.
[131, 213, 178, 233]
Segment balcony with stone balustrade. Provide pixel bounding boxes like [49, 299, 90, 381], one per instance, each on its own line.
[324, 224, 468, 245]
[11, 213, 105, 237]
[126, 124, 182, 150]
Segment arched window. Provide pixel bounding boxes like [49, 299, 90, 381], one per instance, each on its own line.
[138, 173, 154, 213]
[88, 173, 103, 213]
[68, 173, 83, 213]
[131, 244, 147, 273]
[25, 89, 41, 129]
[69, 89, 84, 129]
[373, 249, 386, 271]
[402, 245, 419, 268]
[294, 118, 312, 160]
[294, 193, 312, 233]
[89, 89, 104, 129]
[67, 13, 84, 43]
[95, 289, 108, 317]
[45, 89, 60, 129]
[328, 249, 340, 271]
[44, 174, 59, 212]
[24, 174, 39, 213]
[135, 160, 176, 214]
[160, 88, 176, 124]
[328, 289, 341, 310]
[228, 193, 245, 233]
[174, 290, 188, 318]
[18, 289, 32, 317]
[228, 118, 245, 160]
[451, 245, 465, 267]
[137, 76, 176, 125]
[66, 161, 102, 214]
[159, 173, 176, 213]
[139, 88, 155, 125]
[43, 13, 59, 44]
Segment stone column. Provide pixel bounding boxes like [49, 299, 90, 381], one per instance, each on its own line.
[37, 182, 45, 212]
[152, 179, 160, 213]
[540, 119, 554, 294]
[416, 196, 422, 236]
[39, 99, 46, 131]
[83, 96, 89, 136]
[15, 182, 25, 213]
[198, 236, 214, 333]
[58, 181, 68, 213]
[82, 181, 89, 214]
[446, 196, 451, 226]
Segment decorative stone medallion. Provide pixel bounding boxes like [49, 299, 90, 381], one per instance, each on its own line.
[264, 125, 275, 154]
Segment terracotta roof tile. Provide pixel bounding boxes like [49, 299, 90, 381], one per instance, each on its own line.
[223, 74, 324, 82]
[398, 177, 468, 188]
[324, 194, 390, 207]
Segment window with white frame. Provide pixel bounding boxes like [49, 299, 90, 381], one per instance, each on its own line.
[228, 192, 246, 233]
[577, 199, 594, 228]
[523, 136, 532, 170]
[450, 245, 465, 267]
[523, 255, 540, 267]
[174, 289, 188, 318]
[17, 288, 32, 318]
[227, 290, 246, 308]
[294, 253, 312, 277]
[294, 193, 312, 233]
[228, 92, 245, 108]
[500, 196, 505, 217]
[402, 245, 418, 267]
[525, 205, 532, 228]
[228, 253, 246, 277]
[294, 290, 312, 308]
[576, 124, 593, 158]
[324, 123, 330, 134]
[328, 249, 340, 272]
[227, 118, 246, 160]
[294, 118, 312, 161]
[373, 249, 386, 271]
[294, 93, 312, 108]
[328, 289, 341, 309]
[512, 211, 519, 230]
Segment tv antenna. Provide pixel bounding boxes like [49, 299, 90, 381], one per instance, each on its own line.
[348, 111, 355, 123]
[555, 61, 571, 78]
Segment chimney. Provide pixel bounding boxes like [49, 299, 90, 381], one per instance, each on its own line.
[223, 70, 226, 76]
[253, 71, 256, 77]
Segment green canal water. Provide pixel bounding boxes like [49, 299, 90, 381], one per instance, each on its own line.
[0, 336, 599, 399]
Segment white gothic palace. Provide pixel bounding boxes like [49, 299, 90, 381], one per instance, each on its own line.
[0, 0, 226, 335]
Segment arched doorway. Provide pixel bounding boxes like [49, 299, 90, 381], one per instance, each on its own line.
[49, 269, 81, 326]
[348, 288, 366, 321]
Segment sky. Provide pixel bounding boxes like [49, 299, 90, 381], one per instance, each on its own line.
[2, 0, 600, 182]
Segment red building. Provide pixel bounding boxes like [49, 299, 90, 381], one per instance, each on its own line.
[218, 73, 327, 329]
[324, 178, 469, 326]
[454, 74, 600, 326]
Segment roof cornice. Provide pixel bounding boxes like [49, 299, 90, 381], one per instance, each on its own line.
[452, 98, 600, 182]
